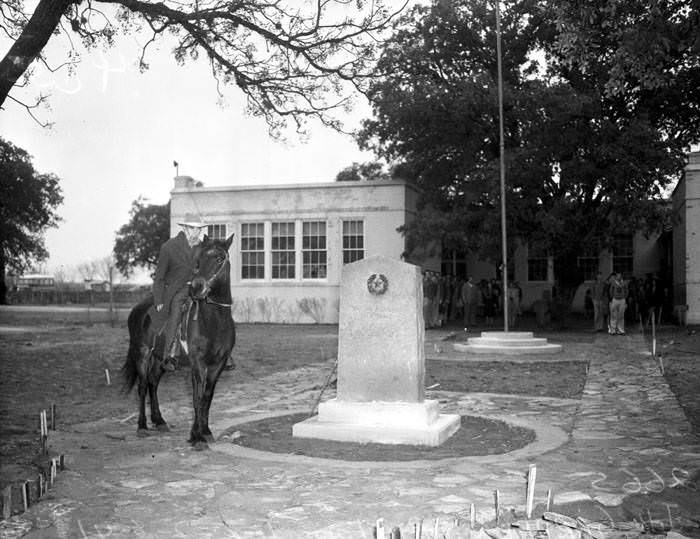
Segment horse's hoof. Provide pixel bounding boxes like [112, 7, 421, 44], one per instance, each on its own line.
[155, 423, 170, 432]
[137, 428, 149, 437]
[192, 441, 209, 451]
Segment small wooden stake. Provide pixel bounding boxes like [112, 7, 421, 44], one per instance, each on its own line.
[470, 503, 475, 529]
[21, 482, 29, 511]
[2, 485, 11, 520]
[526, 464, 537, 518]
[59, 454, 65, 470]
[38, 473, 45, 497]
[390, 526, 402, 539]
[494, 490, 500, 526]
[105, 369, 111, 385]
[659, 354, 665, 375]
[40, 410, 48, 455]
[50, 459, 57, 486]
[433, 517, 439, 538]
[651, 311, 657, 358]
[376, 518, 386, 539]
[416, 519, 423, 539]
[546, 489, 552, 511]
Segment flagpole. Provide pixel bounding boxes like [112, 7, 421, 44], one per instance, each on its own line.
[496, 0, 509, 332]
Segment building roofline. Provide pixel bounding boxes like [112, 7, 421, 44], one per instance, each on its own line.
[171, 178, 420, 195]
[672, 150, 700, 199]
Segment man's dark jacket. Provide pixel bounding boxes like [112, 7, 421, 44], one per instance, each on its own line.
[152, 231, 195, 325]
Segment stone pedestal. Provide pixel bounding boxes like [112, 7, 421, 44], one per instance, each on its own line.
[292, 255, 460, 446]
[293, 400, 460, 446]
[454, 331, 562, 354]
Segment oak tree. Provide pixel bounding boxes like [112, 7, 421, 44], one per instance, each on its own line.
[113, 198, 169, 277]
[0, 137, 63, 304]
[359, 0, 699, 302]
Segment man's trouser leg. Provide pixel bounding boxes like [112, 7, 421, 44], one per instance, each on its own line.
[617, 300, 626, 333]
[163, 289, 189, 363]
[593, 300, 603, 330]
[610, 299, 622, 333]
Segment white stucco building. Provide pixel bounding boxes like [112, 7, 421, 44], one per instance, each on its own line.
[672, 151, 700, 324]
[170, 176, 433, 323]
[171, 150, 699, 325]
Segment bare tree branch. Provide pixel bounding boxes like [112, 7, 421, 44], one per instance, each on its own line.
[1, 0, 407, 134]
[5, 93, 53, 127]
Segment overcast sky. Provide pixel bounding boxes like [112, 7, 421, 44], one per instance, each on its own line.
[1, 20, 374, 279]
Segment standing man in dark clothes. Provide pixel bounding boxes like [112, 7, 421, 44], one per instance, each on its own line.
[153, 214, 208, 371]
[592, 271, 608, 332]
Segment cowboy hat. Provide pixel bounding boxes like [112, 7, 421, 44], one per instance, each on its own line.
[177, 213, 208, 228]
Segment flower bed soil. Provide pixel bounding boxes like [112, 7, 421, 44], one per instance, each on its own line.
[225, 412, 536, 461]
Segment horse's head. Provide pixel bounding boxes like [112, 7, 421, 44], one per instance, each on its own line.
[190, 234, 234, 302]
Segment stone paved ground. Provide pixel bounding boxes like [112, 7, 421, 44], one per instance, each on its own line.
[1, 326, 699, 538]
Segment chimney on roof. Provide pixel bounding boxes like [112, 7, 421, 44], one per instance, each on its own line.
[174, 175, 199, 189]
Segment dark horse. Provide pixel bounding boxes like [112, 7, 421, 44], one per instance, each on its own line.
[122, 234, 236, 450]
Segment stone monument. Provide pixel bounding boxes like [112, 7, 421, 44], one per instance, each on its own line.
[292, 255, 461, 446]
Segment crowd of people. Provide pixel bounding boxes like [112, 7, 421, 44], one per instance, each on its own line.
[422, 272, 522, 329]
[586, 271, 668, 335]
[423, 270, 668, 332]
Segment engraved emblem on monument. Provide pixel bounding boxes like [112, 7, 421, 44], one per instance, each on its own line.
[367, 273, 389, 295]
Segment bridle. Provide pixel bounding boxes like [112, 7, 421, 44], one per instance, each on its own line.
[191, 247, 232, 307]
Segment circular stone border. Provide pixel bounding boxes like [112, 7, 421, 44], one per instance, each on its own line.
[210, 407, 568, 469]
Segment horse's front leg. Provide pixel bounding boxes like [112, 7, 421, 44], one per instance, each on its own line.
[137, 377, 149, 436]
[148, 369, 169, 432]
[188, 364, 208, 450]
[201, 359, 227, 443]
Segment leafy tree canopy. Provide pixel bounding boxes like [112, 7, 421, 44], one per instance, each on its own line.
[359, 0, 699, 296]
[552, 0, 700, 104]
[1, 0, 405, 134]
[113, 198, 169, 277]
[0, 136, 63, 303]
[334, 161, 389, 182]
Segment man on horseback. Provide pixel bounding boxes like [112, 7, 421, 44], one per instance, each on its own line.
[153, 214, 207, 371]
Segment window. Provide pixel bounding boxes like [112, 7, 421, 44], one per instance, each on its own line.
[241, 223, 265, 279]
[302, 221, 327, 279]
[271, 222, 295, 279]
[207, 224, 227, 240]
[527, 245, 549, 281]
[613, 234, 634, 275]
[577, 245, 599, 281]
[342, 220, 364, 264]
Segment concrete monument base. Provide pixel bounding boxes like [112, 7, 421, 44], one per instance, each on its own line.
[293, 399, 461, 447]
[454, 331, 562, 354]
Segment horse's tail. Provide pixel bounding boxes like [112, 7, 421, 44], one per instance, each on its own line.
[122, 293, 154, 393]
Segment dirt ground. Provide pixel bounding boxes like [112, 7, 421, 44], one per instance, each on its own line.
[0, 307, 699, 535]
[0, 312, 341, 496]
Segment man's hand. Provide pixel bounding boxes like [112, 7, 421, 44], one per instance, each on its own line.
[156, 304, 164, 312]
